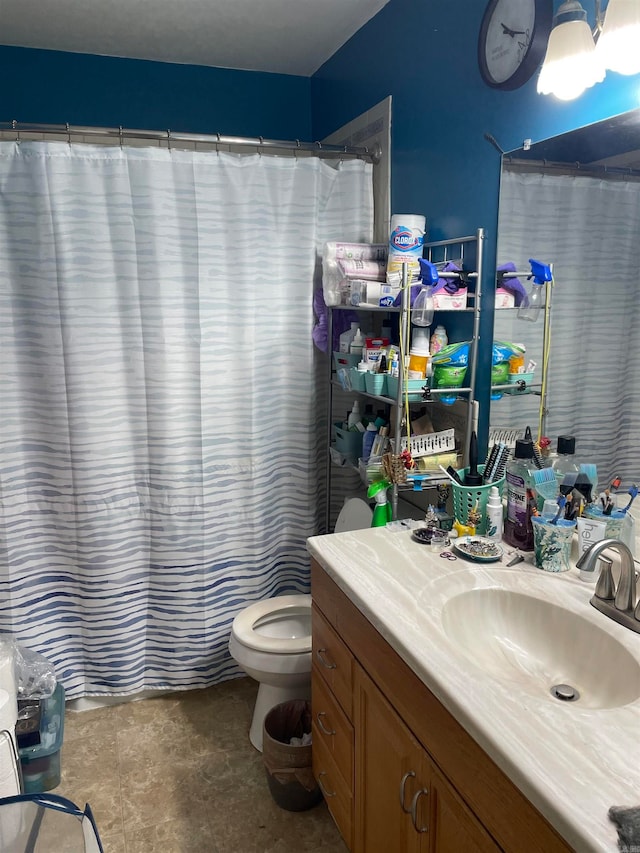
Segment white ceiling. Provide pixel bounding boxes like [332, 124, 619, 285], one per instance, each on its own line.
[1, 0, 390, 77]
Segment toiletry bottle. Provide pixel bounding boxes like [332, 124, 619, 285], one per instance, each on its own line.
[362, 422, 378, 461]
[370, 425, 389, 458]
[430, 325, 448, 355]
[339, 322, 359, 354]
[552, 435, 578, 485]
[408, 326, 430, 379]
[347, 401, 362, 430]
[503, 439, 536, 551]
[486, 486, 503, 541]
[350, 328, 365, 359]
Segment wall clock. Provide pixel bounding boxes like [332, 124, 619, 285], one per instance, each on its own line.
[478, 0, 553, 90]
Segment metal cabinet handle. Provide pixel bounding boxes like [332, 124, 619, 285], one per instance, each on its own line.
[410, 787, 429, 833]
[316, 711, 336, 736]
[399, 770, 416, 813]
[316, 647, 337, 669]
[318, 771, 336, 797]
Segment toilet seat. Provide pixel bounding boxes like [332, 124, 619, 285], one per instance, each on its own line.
[231, 594, 311, 654]
[335, 497, 373, 533]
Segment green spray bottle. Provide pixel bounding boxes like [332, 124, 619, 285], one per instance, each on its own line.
[368, 479, 392, 527]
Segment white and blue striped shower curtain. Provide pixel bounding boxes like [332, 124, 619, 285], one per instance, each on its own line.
[0, 141, 373, 698]
[491, 168, 640, 486]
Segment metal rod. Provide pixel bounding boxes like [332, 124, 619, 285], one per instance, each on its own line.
[2, 120, 378, 162]
[325, 308, 334, 534]
[465, 227, 484, 465]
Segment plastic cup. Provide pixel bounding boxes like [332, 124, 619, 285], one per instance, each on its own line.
[531, 517, 576, 573]
[583, 506, 626, 540]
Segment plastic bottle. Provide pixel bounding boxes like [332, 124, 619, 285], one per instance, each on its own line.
[347, 401, 362, 430]
[339, 322, 359, 354]
[349, 328, 365, 359]
[552, 435, 579, 485]
[408, 327, 430, 379]
[503, 439, 536, 551]
[362, 422, 378, 461]
[430, 325, 448, 355]
[486, 486, 503, 541]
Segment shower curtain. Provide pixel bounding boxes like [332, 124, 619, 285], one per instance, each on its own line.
[0, 140, 373, 697]
[491, 167, 640, 486]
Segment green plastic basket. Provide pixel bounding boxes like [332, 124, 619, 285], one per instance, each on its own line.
[452, 465, 505, 535]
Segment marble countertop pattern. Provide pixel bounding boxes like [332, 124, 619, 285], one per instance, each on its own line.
[307, 526, 640, 853]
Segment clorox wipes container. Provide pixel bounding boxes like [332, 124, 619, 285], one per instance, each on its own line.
[386, 214, 426, 284]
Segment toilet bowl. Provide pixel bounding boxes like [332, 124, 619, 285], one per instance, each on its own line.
[228, 497, 373, 751]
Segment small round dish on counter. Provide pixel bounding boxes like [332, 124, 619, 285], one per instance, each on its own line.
[453, 536, 503, 562]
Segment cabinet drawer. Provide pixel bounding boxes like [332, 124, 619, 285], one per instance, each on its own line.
[313, 725, 353, 849]
[312, 664, 354, 789]
[312, 604, 353, 717]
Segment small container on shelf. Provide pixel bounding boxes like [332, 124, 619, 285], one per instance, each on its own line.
[364, 372, 387, 396]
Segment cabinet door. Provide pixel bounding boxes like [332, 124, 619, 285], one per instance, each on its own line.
[428, 765, 501, 853]
[354, 665, 428, 853]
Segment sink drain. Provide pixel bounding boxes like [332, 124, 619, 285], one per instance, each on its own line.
[550, 683, 580, 702]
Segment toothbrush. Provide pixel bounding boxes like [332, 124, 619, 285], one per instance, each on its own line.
[550, 495, 566, 525]
[620, 484, 639, 515]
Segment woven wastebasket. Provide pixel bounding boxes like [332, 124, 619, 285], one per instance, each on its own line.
[262, 700, 322, 812]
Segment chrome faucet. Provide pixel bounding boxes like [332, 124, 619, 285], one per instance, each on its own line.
[576, 539, 640, 634]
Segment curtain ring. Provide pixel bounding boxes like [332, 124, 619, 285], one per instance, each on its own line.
[12, 119, 19, 143]
[167, 129, 171, 150]
[119, 126, 124, 148]
[216, 132, 221, 155]
[294, 139, 301, 160]
[66, 123, 71, 146]
[258, 136, 264, 156]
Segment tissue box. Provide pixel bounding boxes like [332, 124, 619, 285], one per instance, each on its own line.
[433, 290, 467, 310]
[495, 287, 515, 309]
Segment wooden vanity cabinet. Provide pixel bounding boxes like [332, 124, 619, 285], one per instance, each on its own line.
[311, 558, 573, 853]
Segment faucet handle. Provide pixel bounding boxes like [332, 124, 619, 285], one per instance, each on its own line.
[594, 557, 615, 601]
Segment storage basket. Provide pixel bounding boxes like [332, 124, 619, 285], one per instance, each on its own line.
[452, 465, 505, 535]
[364, 372, 387, 396]
[333, 423, 362, 462]
[385, 374, 428, 402]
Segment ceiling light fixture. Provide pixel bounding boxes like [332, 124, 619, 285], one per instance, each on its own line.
[596, 0, 640, 75]
[537, 1, 605, 100]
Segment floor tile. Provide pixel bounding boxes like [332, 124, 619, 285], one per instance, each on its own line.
[49, 677, 343, 852]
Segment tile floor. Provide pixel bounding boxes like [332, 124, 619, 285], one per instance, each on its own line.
[53, 677, 348, 853]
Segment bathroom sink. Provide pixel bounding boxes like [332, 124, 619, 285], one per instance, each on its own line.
[441, 588, 640, 709]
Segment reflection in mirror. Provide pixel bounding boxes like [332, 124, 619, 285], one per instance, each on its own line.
[490, 108, 640, 491]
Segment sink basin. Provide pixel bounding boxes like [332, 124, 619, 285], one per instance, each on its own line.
[441, 588, 640, 709]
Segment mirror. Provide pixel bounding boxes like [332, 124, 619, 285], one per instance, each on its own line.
[490, 108, 640, 493]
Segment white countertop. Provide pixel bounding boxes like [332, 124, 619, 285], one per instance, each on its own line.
[307, 526, 640, 853]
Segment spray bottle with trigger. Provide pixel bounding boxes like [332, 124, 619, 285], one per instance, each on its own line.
[413, 259, 438, 327]
[368, 479, 393, 527]
[518, 259, 552, 323]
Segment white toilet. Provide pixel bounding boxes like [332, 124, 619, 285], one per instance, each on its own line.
[228, 497, 372, 751]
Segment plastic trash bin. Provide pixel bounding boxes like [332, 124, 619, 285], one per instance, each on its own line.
[18, 684, 65, 793]
[262, 700, 322, 812]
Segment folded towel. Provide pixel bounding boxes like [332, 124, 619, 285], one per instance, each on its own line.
[609, 805, 640, 851]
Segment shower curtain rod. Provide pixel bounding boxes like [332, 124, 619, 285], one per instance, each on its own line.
[1, 120, 380, 163]
[505, 157, 640, 181]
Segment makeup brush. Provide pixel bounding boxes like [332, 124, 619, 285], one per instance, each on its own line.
[464, 431, 483, 486]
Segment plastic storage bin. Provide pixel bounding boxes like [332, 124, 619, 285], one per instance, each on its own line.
[19, 683, 65, 794]
[452, 465, 505, 535]
[333, 423, 363, 463]
[385, 374, 428, 402]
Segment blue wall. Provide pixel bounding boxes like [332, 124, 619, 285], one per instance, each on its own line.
[311, 0, 640, 447]
[2, 46, 312, 139]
